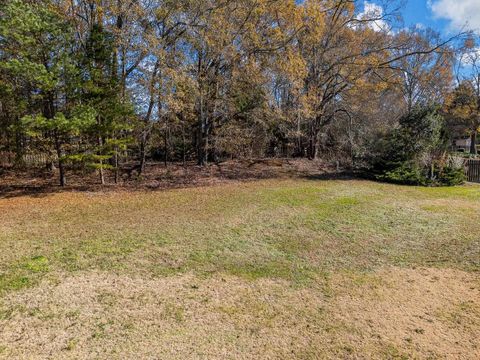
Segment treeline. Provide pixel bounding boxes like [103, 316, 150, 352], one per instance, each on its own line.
[0, 0, 478, 186]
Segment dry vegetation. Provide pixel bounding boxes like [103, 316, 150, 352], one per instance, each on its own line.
[0, 166, 479, 359]
[0, 159, 333, 197]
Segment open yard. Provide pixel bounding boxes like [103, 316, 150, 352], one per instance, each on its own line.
[0, 177, 479, 359]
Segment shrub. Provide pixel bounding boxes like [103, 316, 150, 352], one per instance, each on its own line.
[369, 106, 465, 186]
[438, 166, 466, 186]
[437, 156, 466, 186]
[379, 163, 429, 186]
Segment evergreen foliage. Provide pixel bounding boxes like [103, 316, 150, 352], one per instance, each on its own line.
[371, 106, 466, 186]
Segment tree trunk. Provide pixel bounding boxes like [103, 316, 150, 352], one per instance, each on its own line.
[470, 131, 477, 155]
[197, 128, 206, 166]
[197, 90, 208, 166]
[139, 135, 147, 175]
[312, 114, 325, 160]
[164, 125, 168, 167]
[58, 160, 66, 187]
[296, 114, 302, 157]
[196, 118, 209, 166]
[54, 135, 66, 187]
[46, 157, 56, 173]
[138, 61, 159, 176]
[14, 119, 25, 168]
[308, 126, 318, 160]
[314, 132, 322, 160]
[98, 136, 105, 185]
[99, 165, 105, 185]
[114, 146, 119, 184]
[182, 121, 186, 167]
[308, 136, 314, 160]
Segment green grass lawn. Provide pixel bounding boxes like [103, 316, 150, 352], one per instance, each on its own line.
[0, 179, 479, 359]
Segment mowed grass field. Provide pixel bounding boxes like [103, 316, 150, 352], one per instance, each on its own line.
[0, 179, 479, 359]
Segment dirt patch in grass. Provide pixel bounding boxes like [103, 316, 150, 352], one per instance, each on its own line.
[0, 267, 478, 359]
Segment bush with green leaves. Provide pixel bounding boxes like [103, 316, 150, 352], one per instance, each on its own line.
[379, 163, 429, 186]
[437, 166, 466, 186]
[370, 106, 465, 186]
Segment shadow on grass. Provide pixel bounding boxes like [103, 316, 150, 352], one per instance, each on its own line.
[0, 160, 365, 200]
[0, 184, 101, 199]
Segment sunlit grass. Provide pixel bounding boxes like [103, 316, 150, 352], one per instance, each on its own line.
[0, 179, 479, 359]
[1, 179, 479, 293]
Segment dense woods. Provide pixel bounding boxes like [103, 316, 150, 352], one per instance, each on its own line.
[0, 0, 478, 186]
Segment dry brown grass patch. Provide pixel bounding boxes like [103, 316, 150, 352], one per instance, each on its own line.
[0, 267, 478, 359]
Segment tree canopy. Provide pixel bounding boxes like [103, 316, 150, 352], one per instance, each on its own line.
[0, 0, 475, 186]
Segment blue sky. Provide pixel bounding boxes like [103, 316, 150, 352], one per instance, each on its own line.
[353, 1, 454, 36]
[393, 0, 480, 35]
[294, 1, 480, 37]
[401, 1, 448, 31]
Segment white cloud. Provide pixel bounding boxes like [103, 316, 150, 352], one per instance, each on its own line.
[357, 2, 390, 32]
[358, 1, 390, 31]
[430, 0, 480, 34]
[460, 47, 480, 65]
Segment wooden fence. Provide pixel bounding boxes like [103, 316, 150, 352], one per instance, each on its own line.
[0, 152, 56, 168]
[465, 159, 480, 183]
